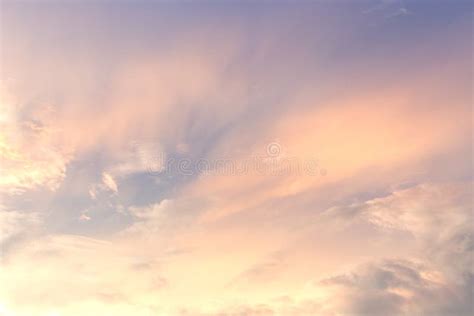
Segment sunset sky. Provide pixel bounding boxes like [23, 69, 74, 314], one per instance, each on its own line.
[0, 1, 472, 315]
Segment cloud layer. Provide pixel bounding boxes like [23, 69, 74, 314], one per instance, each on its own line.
[0, 1, 472, 315]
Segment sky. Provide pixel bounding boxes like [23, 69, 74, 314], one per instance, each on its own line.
[0, 0, 472, 315]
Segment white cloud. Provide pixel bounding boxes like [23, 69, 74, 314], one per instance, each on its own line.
[0, 84, 73, 195]
[101, 172, 118, 193]
[79, 211, 91, 222]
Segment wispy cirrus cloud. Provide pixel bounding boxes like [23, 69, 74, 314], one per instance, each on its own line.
[0, 1, 472, 315]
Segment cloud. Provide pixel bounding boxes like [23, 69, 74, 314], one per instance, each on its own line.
[184, 77, 471, 222]
[190, 181, 473, 316]
[0, 234, 169, 316]
[0, 208, 41, 250]
[105, 140, 165, 179]
[0, 84, 73, 195]
[88, 178, 118, 201]
[317, 258, 472, 316]
[101, 172, 118, 193]
[79, 211, 91, 222]
[324, 182, 472, 269]
[124, 198, 207, 238]
[363, 0, 412, 21]
[0, 2, 471, 315]
[313, 181, 473, 315]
